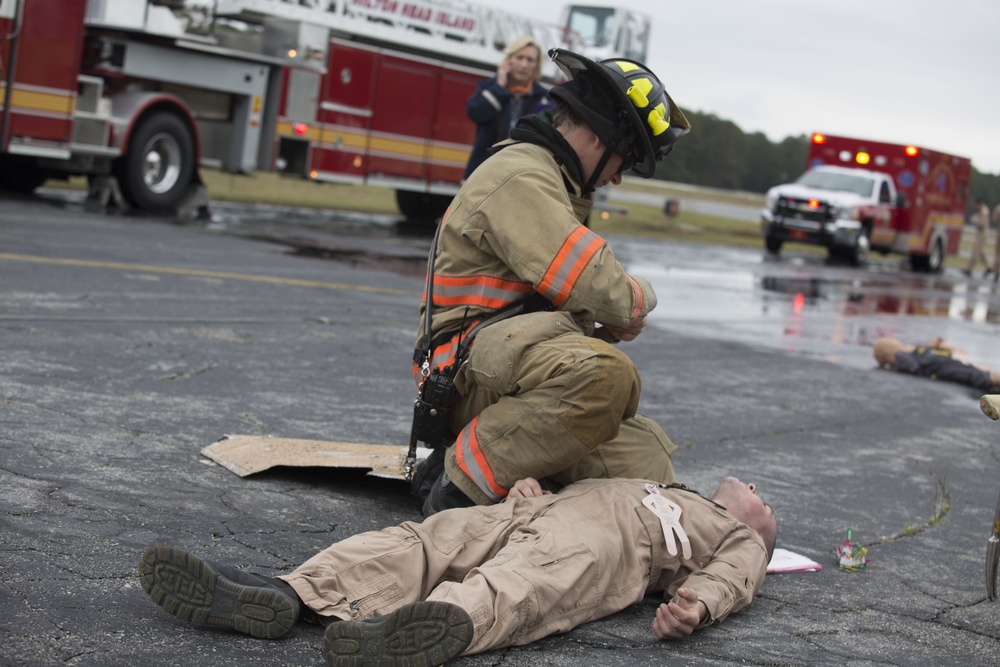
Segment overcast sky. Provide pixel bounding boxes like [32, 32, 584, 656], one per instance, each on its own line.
[492, 0, 1000, 175]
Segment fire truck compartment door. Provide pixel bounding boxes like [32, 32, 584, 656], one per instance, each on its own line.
[119, 40, 274, 172]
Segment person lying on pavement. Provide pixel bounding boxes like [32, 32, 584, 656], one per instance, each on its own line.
[139, 475, 777, 667]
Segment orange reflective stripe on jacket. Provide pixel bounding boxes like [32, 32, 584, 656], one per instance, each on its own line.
[411, 321, 483, 382]
[628, 275, 645, 322]
[538, 226, 605, 308]
[425, 273, 534, 310]
[455, 416, 506, 500]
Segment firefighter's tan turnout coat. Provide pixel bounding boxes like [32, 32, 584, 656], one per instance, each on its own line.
[414, 136, 676, 504]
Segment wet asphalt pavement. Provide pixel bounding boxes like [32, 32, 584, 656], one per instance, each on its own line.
[2, 192, 1000, 666]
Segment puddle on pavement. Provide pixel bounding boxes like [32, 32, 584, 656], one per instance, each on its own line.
[617, 240, 1000, 371]
[35, 187, 999, 373]
[206, 201, 434, 277]
[211, 208, 1000, 372]
[286, 243, 427, 277]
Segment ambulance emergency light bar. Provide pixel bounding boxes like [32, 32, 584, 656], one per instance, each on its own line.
[810, 132, 919, 168]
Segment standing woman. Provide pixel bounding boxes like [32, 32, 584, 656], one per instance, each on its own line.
[463, 36, 553, 179]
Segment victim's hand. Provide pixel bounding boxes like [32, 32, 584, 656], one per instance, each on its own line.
[652, 588, 705, 640]
[506, 477, 550, 500]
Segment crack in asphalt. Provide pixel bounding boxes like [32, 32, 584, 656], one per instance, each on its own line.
[875, 475, 950, 545]
[153, 363, 216, 382]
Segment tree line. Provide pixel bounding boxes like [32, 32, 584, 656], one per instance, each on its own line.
[654, 110, 1000, 214]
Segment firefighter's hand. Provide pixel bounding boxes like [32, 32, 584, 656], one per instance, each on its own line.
[652, 588, 706, 640]
[506, 477, 550, 500]
[605, 317, 646, 343]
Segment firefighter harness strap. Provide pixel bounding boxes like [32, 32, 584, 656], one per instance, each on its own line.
[405, 221, 549, 479]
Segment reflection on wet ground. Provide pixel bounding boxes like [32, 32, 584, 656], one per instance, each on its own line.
[204, 202, 1000, 374]
[614, 237, 1000, 372]
[207, 201, 433, 277]
[33, 188, 1000, 374]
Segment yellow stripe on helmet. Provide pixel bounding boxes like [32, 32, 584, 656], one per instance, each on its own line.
[647, 103, 670, 136]
[614, 61, 640, 73]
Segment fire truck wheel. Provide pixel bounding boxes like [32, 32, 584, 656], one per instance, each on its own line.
[764, 236, 783, 254]
[114, 111, 195, 212]
[396, 190, 451, 223]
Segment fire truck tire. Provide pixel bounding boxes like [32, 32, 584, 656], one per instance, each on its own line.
[114, 111, 195, 212]
[765, 236, 783, 254]
[396, 190, 451, 222]
[0, 156, 50, 194]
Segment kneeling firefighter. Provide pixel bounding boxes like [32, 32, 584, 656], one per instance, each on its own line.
[408, 48, 691, 516]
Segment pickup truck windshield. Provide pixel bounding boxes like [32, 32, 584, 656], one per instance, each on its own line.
[796, 169, 875, 197]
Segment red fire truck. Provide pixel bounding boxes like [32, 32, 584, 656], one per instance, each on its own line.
[0, 0, 650, 217]
[760, 133, 971, 272]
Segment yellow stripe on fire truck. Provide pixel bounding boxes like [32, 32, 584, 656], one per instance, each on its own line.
[276, 121, 469, 166]
[0, 83, 75, 116]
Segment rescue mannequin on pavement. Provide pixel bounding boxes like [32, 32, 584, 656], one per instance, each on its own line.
[463, 35, 554, 179]
[873, 336, 1000, 392]
[411, 49, 691, 516]
[139, 475, 776, 667]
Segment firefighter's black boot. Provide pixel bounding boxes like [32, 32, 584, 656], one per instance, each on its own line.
[139, 545, 301, 639]
[422, 468, 475, 517]
[411, 446, 447, 509]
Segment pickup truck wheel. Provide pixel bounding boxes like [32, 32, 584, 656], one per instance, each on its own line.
[925, 238, 944, 272]
[114, 111, 195, 212]
[765, 236, 783, 254]
[848, 229, 870, 266]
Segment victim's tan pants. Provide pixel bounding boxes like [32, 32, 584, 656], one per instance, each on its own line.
[280, 479, 663, 655]
[443, 311, 676, 503]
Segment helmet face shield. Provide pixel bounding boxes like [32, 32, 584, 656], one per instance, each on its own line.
[650, 89, 690, 162]
[548, 48, 690, 178]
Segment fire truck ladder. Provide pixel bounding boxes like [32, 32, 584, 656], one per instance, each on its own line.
[213, 0, 581, 66]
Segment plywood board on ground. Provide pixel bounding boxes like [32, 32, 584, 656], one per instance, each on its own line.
[201, 435, 429, 480]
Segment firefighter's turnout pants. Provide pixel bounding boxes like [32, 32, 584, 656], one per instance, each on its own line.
[442, 310, 676, 504]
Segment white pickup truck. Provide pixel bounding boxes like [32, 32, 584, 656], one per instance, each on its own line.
[760, 165, 898, 266]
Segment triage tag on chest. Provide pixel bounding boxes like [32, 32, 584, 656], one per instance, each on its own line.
[643, 490, 692, 560]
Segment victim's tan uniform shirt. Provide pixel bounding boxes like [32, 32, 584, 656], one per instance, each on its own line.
[282, 478, 768, 655]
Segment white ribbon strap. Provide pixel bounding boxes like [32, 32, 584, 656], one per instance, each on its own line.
[643, 488, 692, 560]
